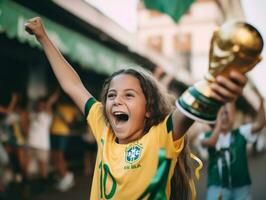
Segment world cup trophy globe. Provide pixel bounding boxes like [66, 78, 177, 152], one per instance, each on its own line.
[176, 21, 264, 124]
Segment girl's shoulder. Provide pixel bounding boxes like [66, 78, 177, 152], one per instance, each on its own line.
[84, 98, 101, 117]
[149, 113, 173, 134]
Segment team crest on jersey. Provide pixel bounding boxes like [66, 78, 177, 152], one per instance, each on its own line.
[125, 144, 142, 164]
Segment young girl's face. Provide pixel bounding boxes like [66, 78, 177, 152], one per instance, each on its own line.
[105, 74, 149, 144]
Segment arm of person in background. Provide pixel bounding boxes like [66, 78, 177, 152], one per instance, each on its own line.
[45, 88, 60, 112]
[0, 93, 18, 114]
[20, 108, 29, 137]
[172, 71, 247, 141]
[251, 94, 266, 133]
[0, 107, 6, 114]
[24, 17, 91, 114]
[226, 101, 236, 128]
[200, 108, 225, 148]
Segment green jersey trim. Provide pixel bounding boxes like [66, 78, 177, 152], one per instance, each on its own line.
[84, 97, 96, 117]
[137, 148, 171, 200]
[166, 114, 173, 133]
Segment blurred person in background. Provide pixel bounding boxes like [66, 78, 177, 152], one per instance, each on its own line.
[0, 93, 18, 171]
[0, 111, 9, 199]
[0, 93, 17, 198]
[50, 92, 77, 192]
[199, 95, 266, 200]
[27, 90, 59, 190]
[0, 92, 30, 199]
[0, 131, 9, 199]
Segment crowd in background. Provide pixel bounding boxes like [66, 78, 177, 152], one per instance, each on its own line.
[0, 89, 97, 200]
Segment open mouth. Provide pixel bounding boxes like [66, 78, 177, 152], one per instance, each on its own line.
[113, 112, 129, 124]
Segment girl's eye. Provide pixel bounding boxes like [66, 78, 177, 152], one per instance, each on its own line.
[107, 93, 115, 98]
[126, 93, 134, 98]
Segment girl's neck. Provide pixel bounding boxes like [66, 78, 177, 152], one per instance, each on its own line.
[116, 130, 145, 144]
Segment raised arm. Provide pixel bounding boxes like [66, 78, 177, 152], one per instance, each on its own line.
[0, 93, 18, 115]
[45, 88, 60, 112]
[251, 95, 266, 133]
[172, 70, 247, 140]
[200, 108, 224, 148]
[24, 17, 91, 114]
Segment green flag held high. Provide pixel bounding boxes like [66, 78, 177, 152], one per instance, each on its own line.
[144, 0, 195, 22]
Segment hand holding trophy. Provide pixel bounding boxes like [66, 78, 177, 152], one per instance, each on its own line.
[176, 21, 264, 124]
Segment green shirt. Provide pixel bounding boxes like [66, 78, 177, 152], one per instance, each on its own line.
[203, 124, 256, 188]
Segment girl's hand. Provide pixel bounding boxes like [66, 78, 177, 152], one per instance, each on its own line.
[209, 70, 247, 103]
[24, 17, 46, 40]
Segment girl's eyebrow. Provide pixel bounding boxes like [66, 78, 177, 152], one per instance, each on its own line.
[108, 89, 116, 93]
[124, 89, 138, 92]
[108, 88, 139, 94]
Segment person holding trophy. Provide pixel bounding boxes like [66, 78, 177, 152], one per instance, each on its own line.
[24, 16, 262, 200]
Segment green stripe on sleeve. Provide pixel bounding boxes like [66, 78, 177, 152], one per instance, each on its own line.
[84, 98, 96, 117]
[166, 114, 173, 133]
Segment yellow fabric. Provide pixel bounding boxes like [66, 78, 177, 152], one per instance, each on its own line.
[189, 179, 197, 200]
[87, 101, 184, 200]
[189, 153, 203, 200]
[50, 104, 76, 136]
[190, 153, 203, 180]
[13, 123, 25, 145]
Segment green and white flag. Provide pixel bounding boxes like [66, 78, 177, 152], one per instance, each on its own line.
[144, 0, 195, 22]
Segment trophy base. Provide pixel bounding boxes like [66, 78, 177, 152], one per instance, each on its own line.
[176, 86, 223, 124]
[176, 99, 216, 124]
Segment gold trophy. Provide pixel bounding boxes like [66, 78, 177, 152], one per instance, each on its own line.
[176, 21, 264, 123]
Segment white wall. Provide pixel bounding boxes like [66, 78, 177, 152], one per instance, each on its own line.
[241, 0, 266, 98]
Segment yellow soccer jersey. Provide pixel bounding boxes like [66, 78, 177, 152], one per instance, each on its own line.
[85, 98, 184, 200]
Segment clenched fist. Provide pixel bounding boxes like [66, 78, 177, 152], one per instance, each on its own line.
[24, 17, 46, 40]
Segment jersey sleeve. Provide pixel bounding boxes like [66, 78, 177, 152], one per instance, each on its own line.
[239, 123, 257, 143]
[157, 114, 184, 157]
[84, 98, 107, 143]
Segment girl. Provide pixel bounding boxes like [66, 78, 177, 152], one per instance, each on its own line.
[25, 17, 247, 200]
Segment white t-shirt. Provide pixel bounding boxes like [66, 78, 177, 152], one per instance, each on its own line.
[215, 124, 257, 150]
[198, 124, 257, 159]
[199, 124, 257, 150]
[28, 111, 52, 150]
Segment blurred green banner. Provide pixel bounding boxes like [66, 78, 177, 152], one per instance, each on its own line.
[144, 0, 195, 22]
[0, 0, 136, 74]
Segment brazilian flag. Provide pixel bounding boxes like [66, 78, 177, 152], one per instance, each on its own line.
[144, 0, 195, 22]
